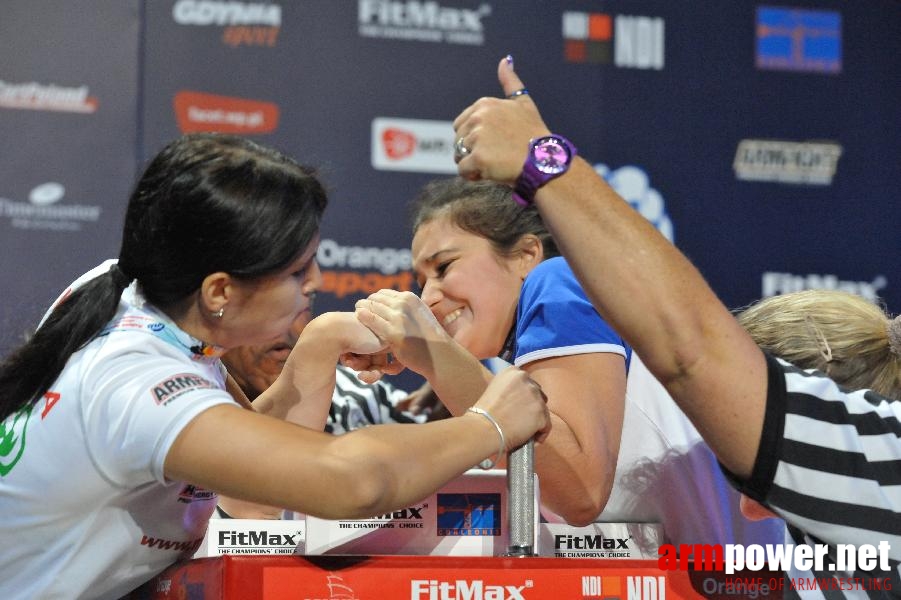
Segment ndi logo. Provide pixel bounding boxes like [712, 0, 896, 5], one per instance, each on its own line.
[563, 12, 664, 70]
[579, 575, 666, 600]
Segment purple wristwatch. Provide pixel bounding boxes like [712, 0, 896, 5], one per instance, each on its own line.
[512, 135, 577, 207]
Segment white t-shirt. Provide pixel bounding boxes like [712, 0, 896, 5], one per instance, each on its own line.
[0, 263, 237, 599]
[596, 354, 784, 546]
[510, 258, 782, 545]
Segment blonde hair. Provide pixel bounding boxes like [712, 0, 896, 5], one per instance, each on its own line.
[737, 290, 901, 399]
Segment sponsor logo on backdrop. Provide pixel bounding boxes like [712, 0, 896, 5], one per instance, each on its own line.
[411, 578, 533, 600]
[756, 6, 841, 74]
[372, 117, 457, 174]
[762, 272, 887, 303]
[317, 238, 414, 299]
[172, 0, 281, 46]
[0, 183, 101, 231]
[437, 493, 500, 536]
[174, 91, 279, 134]
[734, 139, 842, 185]
[563, 11, 664, 70]
[359, 0, 491, 45]
[0, 80, 98, 113]
[594, 163, 674, 241]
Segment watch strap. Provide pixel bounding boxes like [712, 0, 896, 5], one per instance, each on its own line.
[512, 135, 576, 207]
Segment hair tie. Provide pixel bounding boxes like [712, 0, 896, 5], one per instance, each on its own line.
[804, 314, 832, 363]
[888, 315, 901, 358]
[109, 263, 133, 289]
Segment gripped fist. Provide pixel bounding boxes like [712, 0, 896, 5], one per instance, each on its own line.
[472, 366, 550, 451]
[453, 57, 552, 185]
[353, 289, 451, 378]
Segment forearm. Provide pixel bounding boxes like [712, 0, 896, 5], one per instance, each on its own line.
[322, 412, 502, 517]
[419, 339, 494, 416]
[167, 368, 548, 520]
[533, 412, 617, 525]
[217, 495, 283, 520]
[253, 313, 348, 424]
[534, 159, 767, 475]
[524, 354, 624, 524]
[535, 160, 709, 377]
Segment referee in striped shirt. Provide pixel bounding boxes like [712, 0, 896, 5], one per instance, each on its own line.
[453, 56, 901, 595]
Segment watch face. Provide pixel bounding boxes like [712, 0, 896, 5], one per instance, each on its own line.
[532, 138, 571, 174]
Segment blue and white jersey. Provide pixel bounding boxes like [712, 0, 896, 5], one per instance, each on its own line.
[511, 256, 632, 369]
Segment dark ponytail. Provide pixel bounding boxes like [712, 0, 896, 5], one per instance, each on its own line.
[0, 267, 130, 419]
[0, 133, 327, 421]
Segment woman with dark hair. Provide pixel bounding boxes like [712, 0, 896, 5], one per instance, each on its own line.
[0, 133, 550, 600]
[353, 177, 781, 550]
[408, 178, 625, 528]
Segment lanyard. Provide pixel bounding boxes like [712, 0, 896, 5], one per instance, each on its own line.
[99, 305, 225, 364]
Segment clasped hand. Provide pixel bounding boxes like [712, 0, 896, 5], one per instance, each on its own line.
[342, 289, 451, 383]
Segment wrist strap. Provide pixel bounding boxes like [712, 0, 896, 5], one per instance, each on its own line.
[467, 406, 506, 470]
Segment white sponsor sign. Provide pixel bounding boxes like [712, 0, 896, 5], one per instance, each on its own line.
[371, 117, 457, 174]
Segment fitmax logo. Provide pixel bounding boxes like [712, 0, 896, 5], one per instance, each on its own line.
[218, 530, 300, 546]
[358, 0, 491, 45]
[411, 579, 532, 600]
[359, 0, 489, 31]
[370, 506, 424, 520]
[555, 534, 629, 550]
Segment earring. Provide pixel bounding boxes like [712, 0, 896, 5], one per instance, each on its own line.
[211, 307, 225, 318]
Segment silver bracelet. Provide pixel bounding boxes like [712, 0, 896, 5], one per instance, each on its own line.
[467, 406, 506, 470]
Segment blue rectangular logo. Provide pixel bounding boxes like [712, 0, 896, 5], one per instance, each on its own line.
[756, 6, 841, 74]
[436, 493, 501, 536]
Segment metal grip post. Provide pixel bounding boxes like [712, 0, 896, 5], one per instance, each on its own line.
[505, 439, 535, 556]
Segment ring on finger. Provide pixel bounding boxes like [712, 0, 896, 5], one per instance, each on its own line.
[507, 88, 529, 99]
[453, 136, 471, 160]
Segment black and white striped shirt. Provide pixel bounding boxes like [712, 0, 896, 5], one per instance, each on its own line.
[325, 365, 425, 435]
[730, 354, 901, 595]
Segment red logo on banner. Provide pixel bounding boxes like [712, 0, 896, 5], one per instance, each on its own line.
[173, 91, 279, 134]
[382, 128, 417, 160]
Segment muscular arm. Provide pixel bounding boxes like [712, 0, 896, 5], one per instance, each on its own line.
[252, 312, 382, 425]
[534, 160, 766, 479]
[453, 58, 767, 479]
[164, 367, 550, 519]
[353, 290, 626, 524]
[524, 353, 625, 525]
[403, 347, 625, 525]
